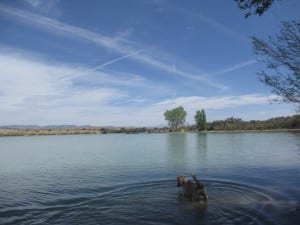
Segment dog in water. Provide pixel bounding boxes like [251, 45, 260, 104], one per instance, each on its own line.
[177, 174, 208, 203]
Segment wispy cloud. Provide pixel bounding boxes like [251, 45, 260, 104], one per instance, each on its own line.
[24, 0, 59, 9]
[195, 12, 248, 43]
[213, 59, 257, 75]
[24, 0, 61, 17]
[155, 94, 278, 109]
[0, 4, 227, 90]
[166, 3, 248, 43]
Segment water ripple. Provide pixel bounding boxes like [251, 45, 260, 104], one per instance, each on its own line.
[1, 179, 299, 225]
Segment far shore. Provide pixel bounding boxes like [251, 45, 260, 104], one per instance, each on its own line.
[0, 127, 299, 137]
[1, 115, 299, 137]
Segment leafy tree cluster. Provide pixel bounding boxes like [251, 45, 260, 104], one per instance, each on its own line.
[194, 109, 207, 131]
[164, 106, 207, 130]
[164, 106, 187, 129]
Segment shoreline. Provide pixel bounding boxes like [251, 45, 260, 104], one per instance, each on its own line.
[0, 127, 299, 137]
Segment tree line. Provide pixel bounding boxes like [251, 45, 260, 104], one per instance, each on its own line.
[164, 106, 300, 131]
[206, 115, 300, 131]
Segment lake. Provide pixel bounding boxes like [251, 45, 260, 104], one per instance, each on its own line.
[0, 132, 299, 225]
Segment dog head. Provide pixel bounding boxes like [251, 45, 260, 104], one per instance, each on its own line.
[177, 176, 187, 187]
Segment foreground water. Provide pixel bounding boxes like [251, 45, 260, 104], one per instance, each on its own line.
[0, 132, 299, 225]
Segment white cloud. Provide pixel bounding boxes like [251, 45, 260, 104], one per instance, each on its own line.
[0, 49, 146, 116]
[113, 94, 294, 126]
[0, 49, 294, 126]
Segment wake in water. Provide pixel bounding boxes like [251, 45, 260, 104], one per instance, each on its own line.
[1, 179, 299, 225]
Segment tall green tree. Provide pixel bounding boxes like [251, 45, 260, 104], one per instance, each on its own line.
[164, 106, 187, 129]
[194, 109, 207, 131]
[252, 21, 300, 107]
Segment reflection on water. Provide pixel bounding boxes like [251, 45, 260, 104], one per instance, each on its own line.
[291, 132, 300, 157]
[166, 133, 208, 172]
[0, 132, 299, 225]
[195, 133, 208, 166]
[166, 133, 187, 170]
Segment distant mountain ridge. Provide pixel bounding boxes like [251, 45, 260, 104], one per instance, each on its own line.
[0, 125, 92, 129]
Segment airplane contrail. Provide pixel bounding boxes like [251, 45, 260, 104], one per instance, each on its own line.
[214, 59, 257, 75]
[78, 49, 143, 76]
[0, 5, 227, 90]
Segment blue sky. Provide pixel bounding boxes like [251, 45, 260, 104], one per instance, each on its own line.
[0, 0, 299, 126]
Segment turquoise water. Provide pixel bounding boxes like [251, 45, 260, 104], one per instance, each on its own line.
[0, 132, 299, 224]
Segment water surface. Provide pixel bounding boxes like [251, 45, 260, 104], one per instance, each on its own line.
[0, 132, 299, 225]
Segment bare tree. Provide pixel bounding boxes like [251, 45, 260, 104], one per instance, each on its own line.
[235, 0, 278, 18]
[252, 21, 300, 107]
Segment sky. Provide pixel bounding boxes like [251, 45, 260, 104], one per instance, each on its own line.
[0, 0, 299, 126]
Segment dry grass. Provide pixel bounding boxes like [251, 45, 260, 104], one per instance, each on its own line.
[0, 128, 103, 136]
